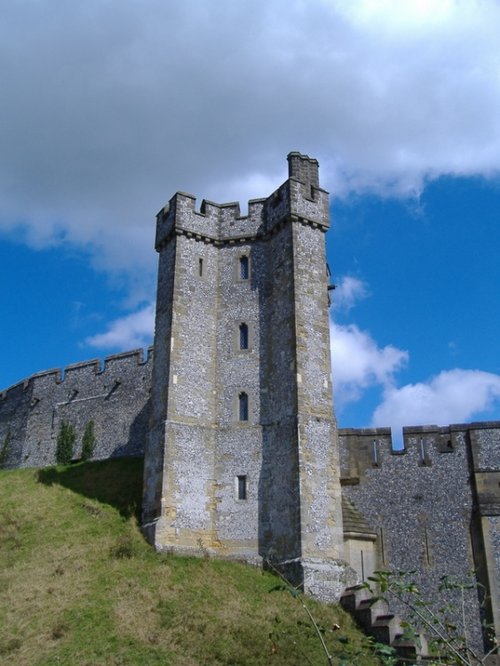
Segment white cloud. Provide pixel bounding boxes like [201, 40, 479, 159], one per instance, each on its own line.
[85, 303, 154, 350]
[1, 0, 500, 280]
[331, 276, 368, 312]
[337, 0, 459, 31]
[330, 319, 408, 405]
[372, 369, 500, 434]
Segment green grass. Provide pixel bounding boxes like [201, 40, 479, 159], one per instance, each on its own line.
[0, 458, 381, 665]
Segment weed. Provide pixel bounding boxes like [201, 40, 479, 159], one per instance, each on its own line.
[365, 570, 498, 665]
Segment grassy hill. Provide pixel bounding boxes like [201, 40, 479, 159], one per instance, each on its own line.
[0, 458, 382, 665]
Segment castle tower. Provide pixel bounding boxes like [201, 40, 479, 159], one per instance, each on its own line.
[142, 153, 352, 600]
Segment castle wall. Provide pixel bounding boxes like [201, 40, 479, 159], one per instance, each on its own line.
[0, 349, 152, 469]
[339, 423, 500, 654]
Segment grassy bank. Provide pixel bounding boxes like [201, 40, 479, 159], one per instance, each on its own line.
[0, 458, 380, 665]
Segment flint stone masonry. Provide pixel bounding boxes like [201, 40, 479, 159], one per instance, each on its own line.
[0, 153, 498, 656]
[339, 423, 500, 656]
[0, 349, 152, 468]
[143, 152, 352, 598]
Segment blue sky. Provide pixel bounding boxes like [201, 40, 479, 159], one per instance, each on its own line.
[1, 0, 499, 442]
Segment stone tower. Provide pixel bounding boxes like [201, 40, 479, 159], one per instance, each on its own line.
[142, 153, 351, 600]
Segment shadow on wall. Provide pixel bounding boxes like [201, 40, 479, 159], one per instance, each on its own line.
[37, 457, 144, 521]
[112, 398, 151, 459]
[253, 218, 302, 565]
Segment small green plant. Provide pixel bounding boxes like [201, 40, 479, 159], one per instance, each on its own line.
[81, 420, 96, 461]
[0, 429, 12, 468]
[266, 560, 394, 665]
[55, 421, 75, 464]
[364, 570, 498, 666]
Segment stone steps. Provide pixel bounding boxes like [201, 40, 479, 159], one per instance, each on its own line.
[341, 584, 432, 665]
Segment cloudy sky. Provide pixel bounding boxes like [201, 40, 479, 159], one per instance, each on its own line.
[1, 0, 499, 444]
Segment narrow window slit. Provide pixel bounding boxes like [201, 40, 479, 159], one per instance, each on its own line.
[237, 475, 247, 500]
[239, 255, 249, 280]
[238, 392, 249, 421]
[424, 527, 431, 565]
[198, 257, 203, 277]
[420, 437, 428, 465]
[239, 323, 249, 350]
[379, 528, 386, 565]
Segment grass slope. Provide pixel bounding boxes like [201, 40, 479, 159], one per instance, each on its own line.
[0, 459, 381, 665]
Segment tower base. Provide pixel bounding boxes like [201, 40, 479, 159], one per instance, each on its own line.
[271, 557, 359, 603]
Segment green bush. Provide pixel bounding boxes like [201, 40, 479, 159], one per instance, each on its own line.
[81, 420, 96, 461]
[55, 421, 75, 464]
[0, 429, 12, 468]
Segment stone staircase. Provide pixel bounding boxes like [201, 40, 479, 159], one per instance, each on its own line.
[341, 584, 432, 665]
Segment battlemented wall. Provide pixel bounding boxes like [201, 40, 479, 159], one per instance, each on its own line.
[339, 422, 500, 654]
[0, 348, 153, 468]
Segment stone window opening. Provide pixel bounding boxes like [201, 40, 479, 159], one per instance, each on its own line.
[198, 257, 203, 277]
[238, 392, 249, 421]
[239, 323, 249, 350]
[236, 475, 247, 500]
[239, 255, 249, 280]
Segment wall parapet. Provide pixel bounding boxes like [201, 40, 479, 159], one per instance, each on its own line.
[1, 347, 153, 400]
[155, 165, 329, 252]
[338, 422, 500, 476]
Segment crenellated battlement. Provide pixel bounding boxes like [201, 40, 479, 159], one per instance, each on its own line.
[154, 152, 329, 251]
[0, 347, 153, 401]
[0, 348, 153, 469]
[339, 422, 500, 478]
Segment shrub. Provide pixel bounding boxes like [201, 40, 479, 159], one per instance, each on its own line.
[55, 421, 75, 464]
[365, 570, 497, 666]
[0, 429, 12, 468]
[81, 420, 96, 461]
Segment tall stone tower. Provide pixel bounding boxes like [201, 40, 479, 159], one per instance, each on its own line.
[142, 153, 351, 600]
